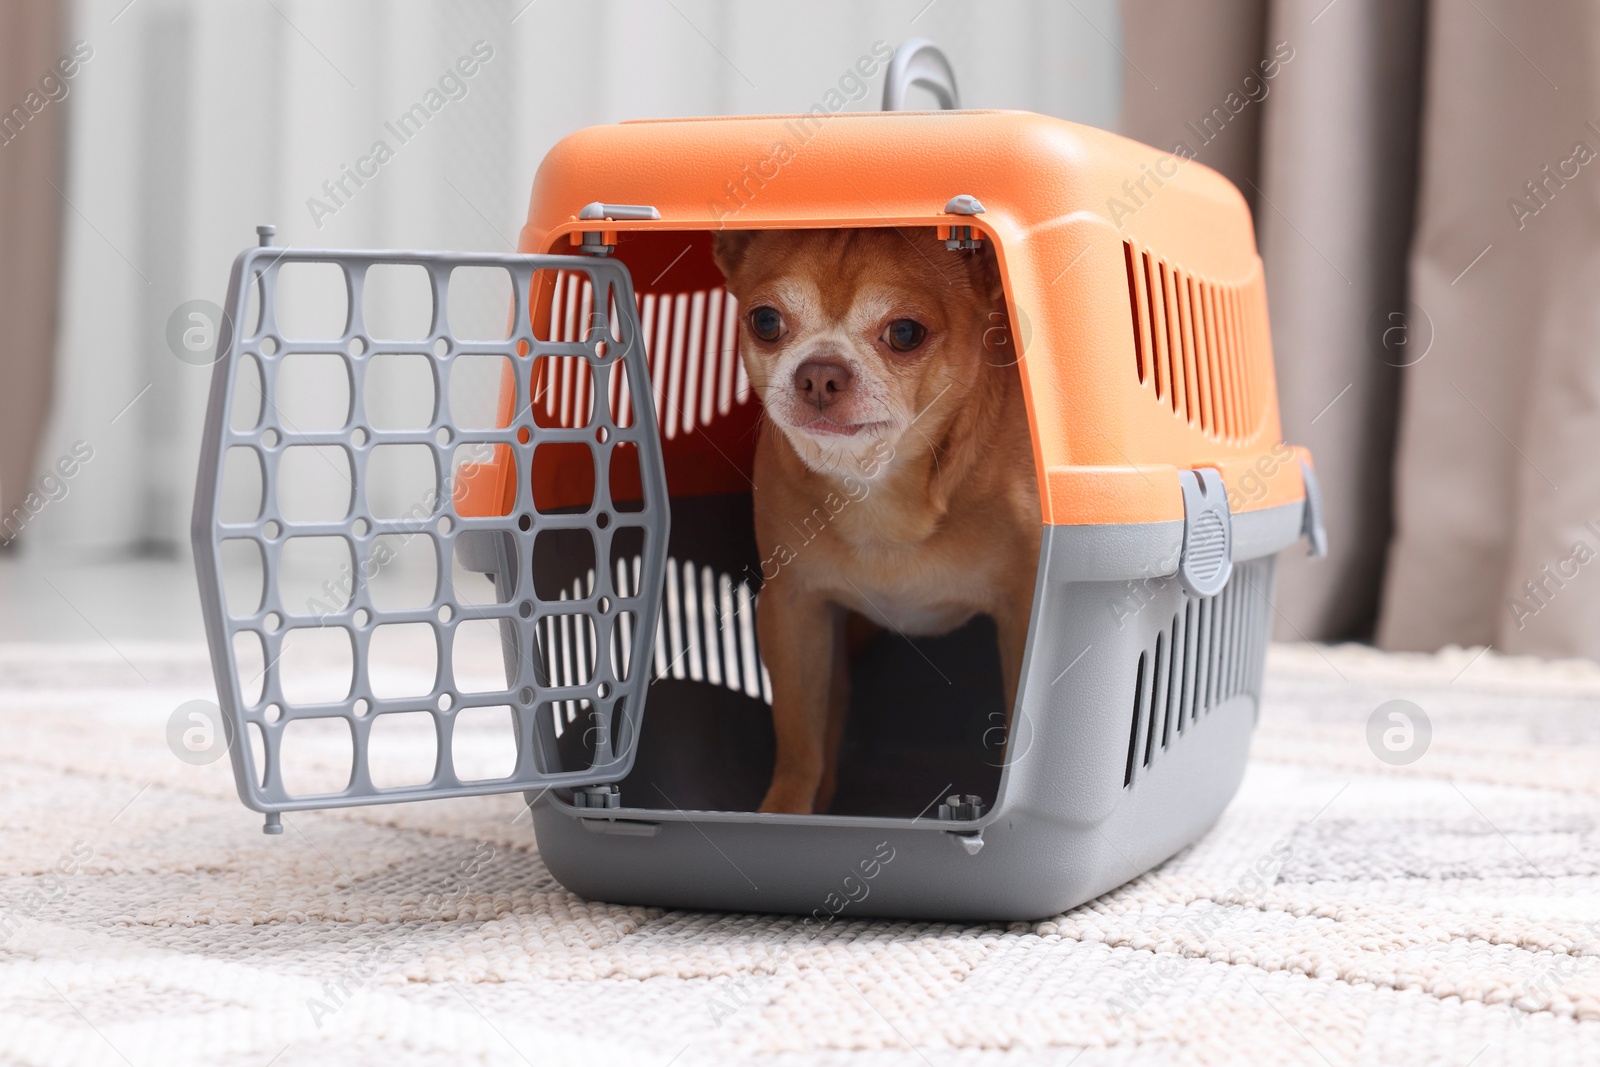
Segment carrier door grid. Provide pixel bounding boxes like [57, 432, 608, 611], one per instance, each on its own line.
[192, 239, 668, 827]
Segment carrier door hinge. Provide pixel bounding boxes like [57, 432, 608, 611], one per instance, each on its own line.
[939, 795, 987, 856]
[940, 195, 985, 250]
[580, 818, 661, 837]
[938, 793, 986, 821]
[1177, 468, 1233, 598]
[573, 202, 661, 256]
[572, 784, 622, 809]
[571, 784, 662, 836]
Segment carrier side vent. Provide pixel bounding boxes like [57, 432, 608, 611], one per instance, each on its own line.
[1122, 240, 1267, 443]
[540, 555, 772, 741]
[1123, 558, 1272, 788]
[652, 556, 771, 703]
[544, 274, 754, 439]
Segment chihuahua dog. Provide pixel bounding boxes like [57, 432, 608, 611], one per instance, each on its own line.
[712, 227, 1040, 815]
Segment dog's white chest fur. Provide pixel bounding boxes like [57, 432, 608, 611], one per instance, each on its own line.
[837, 578, 984, 637]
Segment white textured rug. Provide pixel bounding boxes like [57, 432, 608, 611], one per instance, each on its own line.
[3, 641, 1600, 1066]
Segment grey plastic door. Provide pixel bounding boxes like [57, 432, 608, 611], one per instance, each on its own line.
[191, 240, 669, 821]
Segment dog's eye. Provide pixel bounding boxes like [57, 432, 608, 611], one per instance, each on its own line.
[748, 306, 783, 342]
[884, 319, 927, 353]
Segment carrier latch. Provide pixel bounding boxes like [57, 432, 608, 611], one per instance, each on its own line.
[1177, 468, 1233, 598]
[1298, 458, 1328, 559]
[574, 202, 661, 256]
[941, 195, 986, 250]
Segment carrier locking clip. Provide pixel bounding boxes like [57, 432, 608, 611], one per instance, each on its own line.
[941, 195, 986, 249]
[1177, 468, 1233, 599]
[1298, 458, 1328, 559]
[574, 202, 661, 256]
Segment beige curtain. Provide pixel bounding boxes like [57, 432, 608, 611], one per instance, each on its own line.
[1123, 0, 1600, 659]
[1380, 2, 1600, 658]
[0, 1, 67, 543]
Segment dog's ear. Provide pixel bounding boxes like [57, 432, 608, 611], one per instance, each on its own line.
[968, 244, 1006, 308]
[711, 231, 755, 285]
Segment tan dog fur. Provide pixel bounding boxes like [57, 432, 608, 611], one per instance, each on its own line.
[712, 227, 1041, 815]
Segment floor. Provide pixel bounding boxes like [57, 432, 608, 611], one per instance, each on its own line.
[0, 552, 462, 644]
[3, 640, 1598, 1065]
[0, 556, 208, 644]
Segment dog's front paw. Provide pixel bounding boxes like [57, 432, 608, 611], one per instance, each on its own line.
[758, 779, 817, 815]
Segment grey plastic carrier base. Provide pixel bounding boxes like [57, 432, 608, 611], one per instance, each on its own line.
[487, 500, 1305, 923]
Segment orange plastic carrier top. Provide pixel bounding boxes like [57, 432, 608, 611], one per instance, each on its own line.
[459, 109, 1308, 527]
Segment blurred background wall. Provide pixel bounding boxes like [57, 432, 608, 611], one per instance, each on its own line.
[1, 0, 1119, 639]
[8, 0, 1600, 662]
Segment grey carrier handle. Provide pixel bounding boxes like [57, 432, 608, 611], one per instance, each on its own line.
[882, 38, 960, 111]
[191, 232, 669, 830]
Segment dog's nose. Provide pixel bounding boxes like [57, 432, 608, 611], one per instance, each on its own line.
[792, 360, 853, 410]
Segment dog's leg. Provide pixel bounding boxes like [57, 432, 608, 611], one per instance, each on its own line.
[812, 616, 851, 814]
[813, 611, 880, 813]
[757, 581, 836, 814]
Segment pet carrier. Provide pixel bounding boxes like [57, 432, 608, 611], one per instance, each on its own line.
[193, 41, 1325, 921]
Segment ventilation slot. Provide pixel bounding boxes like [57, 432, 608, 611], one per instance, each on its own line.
[537, 552, 771, 740]
[1123, 559, 1272, 788]
[545, 275, 751, 436]
[1123, 240, 1265, 442]
[1124, 652, 1147, 788]
[650, 555, 771, 704]
[540, 571, 598, 738]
